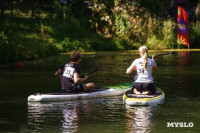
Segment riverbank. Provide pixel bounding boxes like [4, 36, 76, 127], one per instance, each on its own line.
[60, 49, 200, 55]
[0, 17, 200, 64]
[0, 18, 117, 64]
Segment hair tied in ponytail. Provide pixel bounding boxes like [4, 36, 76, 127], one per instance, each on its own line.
[139, 45, 148, 71]
[143, 52, 148, 71]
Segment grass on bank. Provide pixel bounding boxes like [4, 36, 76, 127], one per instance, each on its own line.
[0, 18, 117, 63]
[0, 17, 200, 64]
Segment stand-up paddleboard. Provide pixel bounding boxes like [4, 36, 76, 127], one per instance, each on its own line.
[28, 82, 133, 102]
[123, 88, 165, 106]
[122, 52, 172, 106]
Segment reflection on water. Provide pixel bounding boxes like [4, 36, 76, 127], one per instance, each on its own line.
[27, 97, 135, 133]
[174, 51, 190, 97]
[62, 105, 78, 132]
[1, 51, 200, 133]
[177, 51, 190, 67]
[27, 97, 123, 133]
[125, 104, 158, 133]
[27, 102, 79, 133]
[28, 101, 159, 133]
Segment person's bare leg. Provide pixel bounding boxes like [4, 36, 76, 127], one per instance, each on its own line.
[83, 83, 95, 92]
[133, 88, 141, 95]
[142, 90, 151, 95]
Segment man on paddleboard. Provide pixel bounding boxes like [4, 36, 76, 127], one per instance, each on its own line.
[126, 46, 157, 95]
[55, 52, 95, 92]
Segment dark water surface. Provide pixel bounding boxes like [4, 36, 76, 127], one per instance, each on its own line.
[0, 51, 200, 133]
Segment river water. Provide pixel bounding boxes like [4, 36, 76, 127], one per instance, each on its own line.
[0, 51, 200, 133]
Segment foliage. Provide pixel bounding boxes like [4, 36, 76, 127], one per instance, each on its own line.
[0, 31, 10, 62]
[133, 0, 169, 16]
[60, 38, 92, 52]
[0, 19, 59, 63]
[189, 21, 200, 48]
[0, 18, 115, 63]
[88, 0, 173, 50]
[161, 20, 176, 49]
[115, 12, 132, 37]
[1, 0, 200, 63]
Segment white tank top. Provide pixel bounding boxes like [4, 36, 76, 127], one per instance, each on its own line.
[131, 58, 156, 83]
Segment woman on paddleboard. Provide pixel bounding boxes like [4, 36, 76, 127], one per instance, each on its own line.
[55, 52, 95, 92]
[126, 46, 157, 95]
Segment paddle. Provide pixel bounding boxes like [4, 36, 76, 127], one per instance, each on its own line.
[148, 51, 175, 58]
[80, 67, 102, 78]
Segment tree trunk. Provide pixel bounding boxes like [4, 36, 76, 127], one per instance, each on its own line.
[50, 0, 53, 19]
[0, 0, 4, 19]
[195, 0, 200, 19]
[31, 0, 34, 19]
[10, 0, 13, 18]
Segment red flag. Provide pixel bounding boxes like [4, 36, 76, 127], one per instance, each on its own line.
[177, 6, 189, 46]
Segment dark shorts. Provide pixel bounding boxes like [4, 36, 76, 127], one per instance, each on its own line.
[60, 76, 84, 92]
[132, 82, 157, 94]
[67, 84, 84, 92]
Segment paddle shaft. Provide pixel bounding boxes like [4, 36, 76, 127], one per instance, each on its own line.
[80, 67, 102, 78]
[155, 51, 175, 56]
[148, 51, 174, 58]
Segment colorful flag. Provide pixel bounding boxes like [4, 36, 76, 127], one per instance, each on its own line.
[177, 6, 189, 46]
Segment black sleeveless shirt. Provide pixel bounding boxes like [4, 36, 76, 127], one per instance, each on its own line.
[60, 63, 80, 90]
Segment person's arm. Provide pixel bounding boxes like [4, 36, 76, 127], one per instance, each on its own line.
[74, 73, 88, 84]
[152, 65, 158, 72]
[126, 65, 136, 74]
[54, 68, 62, 79]
[152, 54, 158, 72]
[126, 59, 137, 74]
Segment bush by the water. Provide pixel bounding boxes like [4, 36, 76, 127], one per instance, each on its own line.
[1, 18, 200, 63]
[0, 18, 115, 63]
[1, 0, 200, 63]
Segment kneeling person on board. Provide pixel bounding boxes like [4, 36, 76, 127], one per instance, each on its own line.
[54, 52, 95, 92]
[126, 46, 157, 95]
